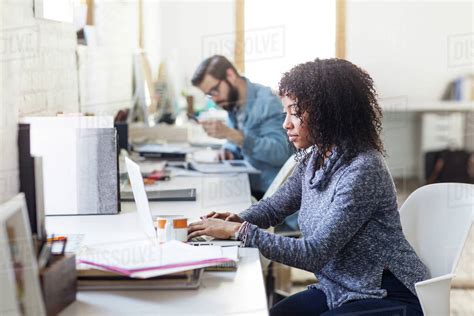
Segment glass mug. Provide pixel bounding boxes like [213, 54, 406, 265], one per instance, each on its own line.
[154, 215, 188, 243]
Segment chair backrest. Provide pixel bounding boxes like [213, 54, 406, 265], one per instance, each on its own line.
[263, 155, 297, 199]
[399, 183, 473, 278]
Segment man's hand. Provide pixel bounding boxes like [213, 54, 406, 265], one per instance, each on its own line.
[201, 120, 231, 139]
[201, 120, 244, 146]
[188, 218, 242, 240]
[203, 211, 244, 223]
[218, 149, 234, 161]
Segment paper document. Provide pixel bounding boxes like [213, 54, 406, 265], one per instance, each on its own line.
[189, 160, 261, 174]
[192, 149, 219, 163]
[188, 124, 226, 149]
[167, 166, 203, 177]
[77, 239, 237, 278]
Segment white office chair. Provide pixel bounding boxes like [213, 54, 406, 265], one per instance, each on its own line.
[263, 154, 297, 199]
[398, 183, 474, 316]
[250, 155, 297, 204]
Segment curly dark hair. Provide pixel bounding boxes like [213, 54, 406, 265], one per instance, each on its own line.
[278, 58, 384, 166]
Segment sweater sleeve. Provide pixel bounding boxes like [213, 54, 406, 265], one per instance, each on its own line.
[238, 163, 304, 228]
[240, 163, 383, 272]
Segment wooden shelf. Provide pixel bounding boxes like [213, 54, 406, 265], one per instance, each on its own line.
[381, 100, 474, 112]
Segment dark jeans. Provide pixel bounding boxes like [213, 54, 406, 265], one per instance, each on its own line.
[270, 270, 423, 316]
[252, 190, 266, 201]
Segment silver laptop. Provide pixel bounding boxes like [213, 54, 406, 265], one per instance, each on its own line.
[125, 157, 241, 247]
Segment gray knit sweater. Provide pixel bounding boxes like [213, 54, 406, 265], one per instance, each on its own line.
[238, 148, 430, 309]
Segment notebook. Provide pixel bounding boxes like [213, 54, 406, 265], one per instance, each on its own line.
[78, 268, 204, 290]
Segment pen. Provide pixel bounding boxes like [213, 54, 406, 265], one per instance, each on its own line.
[38, 243, 52, 269]
[38, 234, 54, 269]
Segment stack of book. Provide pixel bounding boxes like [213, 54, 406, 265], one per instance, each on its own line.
[75, 239, 239, 290]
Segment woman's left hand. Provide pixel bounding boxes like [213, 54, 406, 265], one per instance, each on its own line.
[188, 218, 242, 240]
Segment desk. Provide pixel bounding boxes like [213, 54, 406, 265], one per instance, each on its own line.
[380, 100, 474, 180]
[46, 172, 268, 315]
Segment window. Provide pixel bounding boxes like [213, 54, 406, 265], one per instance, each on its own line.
[244, 0, 336, 89]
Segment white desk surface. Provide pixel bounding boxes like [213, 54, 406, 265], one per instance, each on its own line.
[45, 171, 268, 316]
[55, 248, 267, 316]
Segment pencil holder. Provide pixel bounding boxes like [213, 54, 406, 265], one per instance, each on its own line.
[40, 254, 77, 316]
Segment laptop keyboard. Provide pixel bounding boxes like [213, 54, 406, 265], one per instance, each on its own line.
[190, 236, 211, 242]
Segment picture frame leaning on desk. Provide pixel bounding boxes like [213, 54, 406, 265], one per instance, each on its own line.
[0, 193, 46, 316]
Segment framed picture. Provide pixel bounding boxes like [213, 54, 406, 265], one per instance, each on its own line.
[0, 193, 46, 316]
[0, 222, 20, 315]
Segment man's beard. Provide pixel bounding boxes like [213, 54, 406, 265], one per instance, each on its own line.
[218, 80, 239, 112]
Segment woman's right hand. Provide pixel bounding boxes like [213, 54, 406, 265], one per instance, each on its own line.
[203, 211, 244, 223]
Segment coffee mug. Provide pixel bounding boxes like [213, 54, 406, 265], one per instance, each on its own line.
[154, 215, 188, 243]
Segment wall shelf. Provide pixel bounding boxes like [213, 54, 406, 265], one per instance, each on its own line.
[381, 100, 474, 112]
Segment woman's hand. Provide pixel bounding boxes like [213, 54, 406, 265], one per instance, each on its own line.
[188, 218, 242, 240]
[203, 211, 244, 223]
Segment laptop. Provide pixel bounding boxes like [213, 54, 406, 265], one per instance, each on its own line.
[125, 157, 241, 247]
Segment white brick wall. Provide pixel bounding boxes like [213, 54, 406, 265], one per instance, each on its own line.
[0, 0, 160, 203]
[77, 46, 133, 115]
[0, 0, 79, 203]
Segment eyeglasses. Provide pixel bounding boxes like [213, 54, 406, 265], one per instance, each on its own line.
[205, 80, 223, 98]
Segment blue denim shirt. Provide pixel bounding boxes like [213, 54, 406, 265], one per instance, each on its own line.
[224, 78, 292, 192]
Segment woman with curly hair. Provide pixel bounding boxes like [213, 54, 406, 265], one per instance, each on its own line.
[188, 58, 429, 315]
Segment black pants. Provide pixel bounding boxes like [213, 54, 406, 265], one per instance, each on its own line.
[270, 270, 423, 316]
[252, 190, 266, 201]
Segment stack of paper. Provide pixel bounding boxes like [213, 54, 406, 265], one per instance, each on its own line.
[192, 149, 219, 163]
[77, 239, 238, 279]
[189, 160, 261, 174]
[134, 144, 189, 160]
